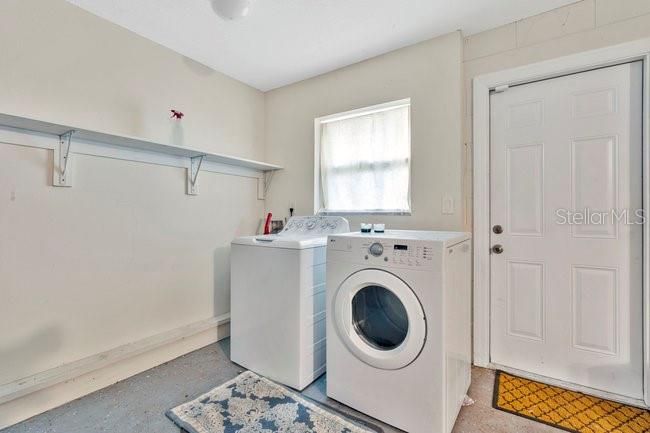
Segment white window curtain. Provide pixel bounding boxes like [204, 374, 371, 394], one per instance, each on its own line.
[319, 103, 411, 213]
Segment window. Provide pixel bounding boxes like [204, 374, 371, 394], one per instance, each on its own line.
[314, 99, 411, 214]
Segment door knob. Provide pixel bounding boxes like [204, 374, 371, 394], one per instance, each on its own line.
[492, 224, 503, 234]
[492, 244, 504, 254]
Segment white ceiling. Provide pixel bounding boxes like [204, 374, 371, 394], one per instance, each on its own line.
[67, 0, 578, 91]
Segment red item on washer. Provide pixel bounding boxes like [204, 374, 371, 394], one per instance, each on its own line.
[263, 213, 273, 235]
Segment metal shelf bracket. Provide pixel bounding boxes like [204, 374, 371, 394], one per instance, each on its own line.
[257, 170, 275, 200]
[187, 155, 205, 195]
[53, 130, 75, 187]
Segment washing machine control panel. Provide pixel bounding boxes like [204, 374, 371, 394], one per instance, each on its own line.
[280, 216, 350, 236]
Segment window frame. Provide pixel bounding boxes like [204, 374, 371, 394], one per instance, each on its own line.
[313, 98, 412, 215]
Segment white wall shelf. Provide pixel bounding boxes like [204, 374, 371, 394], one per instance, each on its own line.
[0, 112, 282, 197]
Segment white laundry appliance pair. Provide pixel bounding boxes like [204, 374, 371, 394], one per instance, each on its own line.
[326, 230, 472, 433]
[230, 215, 349, 390]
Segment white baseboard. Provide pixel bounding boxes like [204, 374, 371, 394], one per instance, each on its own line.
[0, 314, 230, 429]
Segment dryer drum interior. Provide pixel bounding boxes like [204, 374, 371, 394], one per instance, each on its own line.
[351, 285, 409, 350]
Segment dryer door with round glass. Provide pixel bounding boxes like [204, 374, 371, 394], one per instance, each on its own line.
[333, 269, 426, 369]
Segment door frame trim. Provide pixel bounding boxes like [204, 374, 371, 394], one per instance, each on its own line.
[472, 38, 650, 406]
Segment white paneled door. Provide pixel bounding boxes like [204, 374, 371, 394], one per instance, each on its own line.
[490, 62, 643, 399]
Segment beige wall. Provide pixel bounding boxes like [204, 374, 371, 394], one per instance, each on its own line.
[463, 0, 650, 225]
[0, 0, 265, 397]
[265, 32, 465, 232]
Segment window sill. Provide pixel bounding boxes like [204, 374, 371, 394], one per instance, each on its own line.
[318, 210, 412, 216]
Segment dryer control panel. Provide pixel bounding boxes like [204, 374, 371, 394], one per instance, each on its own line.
[328, 234, 442, 269]
[360, 240, 434, 268]
[388, 242, 434, 267]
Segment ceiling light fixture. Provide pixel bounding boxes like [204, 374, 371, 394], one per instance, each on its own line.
[211, 0, 253, 21]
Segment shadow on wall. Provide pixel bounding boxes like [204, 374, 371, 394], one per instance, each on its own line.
[0, 326, 64, 384]
[213, 246, 231, 318]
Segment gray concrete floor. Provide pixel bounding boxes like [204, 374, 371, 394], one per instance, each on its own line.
[2, 339, 562, 433]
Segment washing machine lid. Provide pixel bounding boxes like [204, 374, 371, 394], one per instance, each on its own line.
[231, 234, 328, 249]
[232, 216, 350, 250]
[333, 269, 426, 370]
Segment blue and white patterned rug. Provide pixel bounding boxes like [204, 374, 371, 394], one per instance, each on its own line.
[166, 371, 379, 433]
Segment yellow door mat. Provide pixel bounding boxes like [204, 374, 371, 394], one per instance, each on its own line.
[492, 371, 650, 433]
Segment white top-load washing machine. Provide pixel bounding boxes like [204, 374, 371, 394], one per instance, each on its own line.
[231, 215, 349, 390]
[326, 230, 471, 433]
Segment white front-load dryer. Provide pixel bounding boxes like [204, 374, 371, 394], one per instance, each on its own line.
[326, 231, 471, 433]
